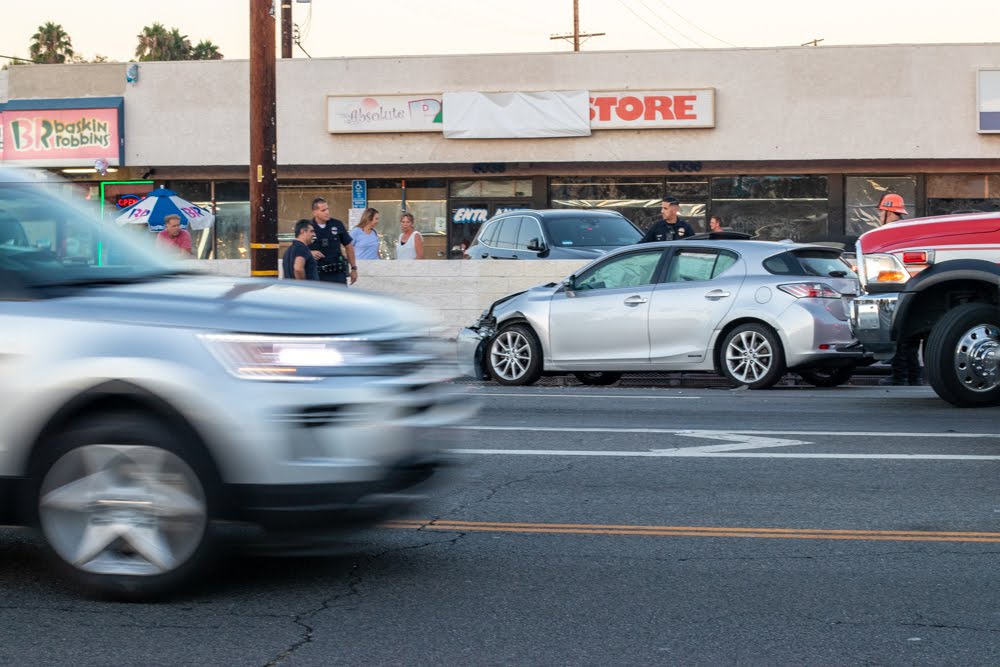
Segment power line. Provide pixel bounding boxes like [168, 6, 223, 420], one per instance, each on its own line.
[0, 54, 33, 63]
[616, 0, 684, 48]
[638, 0, 705, 47]
[652, 0, 738, 47]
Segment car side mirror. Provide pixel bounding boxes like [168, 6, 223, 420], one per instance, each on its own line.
[562, 275, 576, 290]
[526, 238, 546, 252]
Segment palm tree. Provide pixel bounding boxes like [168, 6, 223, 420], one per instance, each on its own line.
[29, 22, 75, 64]
[191, 40, 223, 61]
[167, 28, 193, 60]
[135, 23, 171, 61]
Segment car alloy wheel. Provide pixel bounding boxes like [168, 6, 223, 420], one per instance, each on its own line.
[721, 323, 785, 389]
[488, 324, 542, 386]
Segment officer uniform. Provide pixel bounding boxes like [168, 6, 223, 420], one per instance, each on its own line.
[308, 217, 353, 284]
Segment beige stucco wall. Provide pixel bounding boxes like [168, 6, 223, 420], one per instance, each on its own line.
[78, 43, 1000, 167]
[199, 258, 588, 335]
[5, 62, 125, 100]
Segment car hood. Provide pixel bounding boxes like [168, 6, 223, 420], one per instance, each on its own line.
[37, 275, 430, 335]
[549, 246, 617, 259]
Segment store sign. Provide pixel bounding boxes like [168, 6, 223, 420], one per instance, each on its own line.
[328, 95, 443, 133]
[1, 106, 122, 165]
[978, 69, 1000, 133]
[115, 193, 144, 209]
[589, 89, 715, 129]
[452, 207, 489, 224]
[443, 91, 590, 139]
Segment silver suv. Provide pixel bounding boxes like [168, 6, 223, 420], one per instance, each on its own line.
[0, 168, 470, 599]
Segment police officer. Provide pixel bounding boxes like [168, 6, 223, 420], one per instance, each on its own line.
[640, 195, 695, 242]
[875, 193, 922, 385]
[307, 197, 357, 285]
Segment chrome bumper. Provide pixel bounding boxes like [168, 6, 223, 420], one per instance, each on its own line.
[849, 292, 899, 359]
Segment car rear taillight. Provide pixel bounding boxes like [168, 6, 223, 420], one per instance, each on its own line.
[777, 282, 841, 299]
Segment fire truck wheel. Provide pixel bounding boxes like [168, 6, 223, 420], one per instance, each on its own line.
[925, 303, 1000, 407]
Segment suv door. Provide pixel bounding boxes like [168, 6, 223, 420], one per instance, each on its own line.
[514, 215, 545, 258]
[548, 248, 667, 368]
[648, 247, 746, 366]
[488, 216, 522, 259]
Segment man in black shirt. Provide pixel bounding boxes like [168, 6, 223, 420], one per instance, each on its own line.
[308, 197, 357, 285]
[283, 220, 318, 280]
[640, 195, 695, 242]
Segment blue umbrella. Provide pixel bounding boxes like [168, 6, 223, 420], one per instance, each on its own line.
[114, 188, 215, 232]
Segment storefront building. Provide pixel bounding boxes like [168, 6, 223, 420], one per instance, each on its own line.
[2, 45, 999, 261]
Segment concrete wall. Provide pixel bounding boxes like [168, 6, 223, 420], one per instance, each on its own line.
[200, 258, 588, 335]
[6, 63, 125, 100]
[49, 43, 998, 167]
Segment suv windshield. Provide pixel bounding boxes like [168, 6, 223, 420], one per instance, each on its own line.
[545, 215, 641, 248]
[0, 178, 179, 288]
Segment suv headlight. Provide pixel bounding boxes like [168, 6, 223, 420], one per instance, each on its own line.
[858, 253, 909, 288]
[199, 334, 384, 381]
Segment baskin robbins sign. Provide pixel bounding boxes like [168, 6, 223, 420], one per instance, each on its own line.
[328, 95, 443, 133]
[0, 97, 125, 167]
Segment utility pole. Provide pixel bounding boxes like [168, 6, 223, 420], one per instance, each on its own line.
[281, 2, 293, 59]
[249, 0, 278, 277]
[550, 0, 604, 52]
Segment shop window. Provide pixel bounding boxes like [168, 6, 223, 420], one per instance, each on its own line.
[549, 176, 708, 233]
[926, 175, 1000, 216]
[450, 179, 532, 198]
[213, 181, 250, 261]
[711, 175, 829, 241]
[845, 176, 916, 236]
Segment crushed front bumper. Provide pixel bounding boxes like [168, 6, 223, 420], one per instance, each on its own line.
[849, 292, 900, 359]
[456, 326, 493, 380]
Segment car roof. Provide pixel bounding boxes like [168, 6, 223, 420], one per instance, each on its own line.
[603, 239, 844, 262]
[493, 209, 627, 220]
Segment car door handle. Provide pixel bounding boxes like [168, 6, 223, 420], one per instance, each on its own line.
[623, 295, 648, 306]
[704, 289, 731, 300]
[481, 253, 489, 258]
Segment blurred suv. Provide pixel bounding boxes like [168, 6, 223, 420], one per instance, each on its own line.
[0, 167, 471, 599]
[466, 209, 643, 260]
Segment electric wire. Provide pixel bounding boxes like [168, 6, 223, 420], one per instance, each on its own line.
[638, 0, 705, 47]
[616, 0, 684, 48]
[652, 0, 739, 46]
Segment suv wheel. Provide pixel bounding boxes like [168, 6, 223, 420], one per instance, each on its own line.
[720, 323, 785, 389]
[798, 366, 855, 388]
[925, 303, 1000, 407]
[487, 324, 543, 386]
[32, 412, 216, 600]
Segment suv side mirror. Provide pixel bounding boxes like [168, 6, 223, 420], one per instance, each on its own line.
[526, 238, 546, 253]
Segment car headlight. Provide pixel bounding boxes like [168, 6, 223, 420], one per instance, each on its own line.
[859, 253, 909, 287]
[198, 333, 383, 381]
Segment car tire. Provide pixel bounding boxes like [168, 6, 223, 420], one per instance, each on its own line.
[573, 371, 623, 386]
[797, 366, 855, 388]
[487, 324, 543, 386]
[31, 412, 218, 600]
[925, 303, 1000, 407]
[720, 323, 786, 389]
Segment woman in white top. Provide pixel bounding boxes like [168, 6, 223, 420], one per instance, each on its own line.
[395, 211, 424, 260]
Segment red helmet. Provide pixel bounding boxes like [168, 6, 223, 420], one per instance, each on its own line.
[878, 193, 908, 215]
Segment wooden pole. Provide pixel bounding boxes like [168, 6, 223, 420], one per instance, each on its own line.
[249, 0, 278, 277]
[281, 2, 293, 59]
[573, 0, 580, 52]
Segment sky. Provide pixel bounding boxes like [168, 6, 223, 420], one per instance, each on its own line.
[1, 0, 999, 63]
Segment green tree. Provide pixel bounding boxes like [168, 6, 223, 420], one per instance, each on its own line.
[29, 22, 75, 64]
[167, 28, 193, 60]
[191, 39, 223, 60]
[135, 22, 172, 61]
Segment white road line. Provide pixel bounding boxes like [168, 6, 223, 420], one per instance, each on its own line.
[447, 449, 1000, 461]
[452, 426, 1000, 438]
[653, 433, 811, 453]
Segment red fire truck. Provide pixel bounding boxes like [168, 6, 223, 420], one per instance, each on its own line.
[849, 212, 1000, 407]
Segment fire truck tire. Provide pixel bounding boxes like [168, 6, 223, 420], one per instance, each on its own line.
[925, 303, 1000, 407]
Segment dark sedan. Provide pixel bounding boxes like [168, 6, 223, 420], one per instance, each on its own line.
[466, 209, 643, 260]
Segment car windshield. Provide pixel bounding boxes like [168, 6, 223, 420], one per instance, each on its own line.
[0, 178, 181, 288]
[762, 249, 856, 278]
[545, 216, 642, 247]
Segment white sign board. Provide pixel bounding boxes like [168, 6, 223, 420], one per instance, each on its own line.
[589, 90, 715, 129]
[443, 91, 591, 139]
[978, 70, 1000, 134]
[328, 95, 442, 133]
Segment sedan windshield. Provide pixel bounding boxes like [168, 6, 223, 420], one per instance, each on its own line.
[545, 216, 642, 248]
[0, 179, 180, 288]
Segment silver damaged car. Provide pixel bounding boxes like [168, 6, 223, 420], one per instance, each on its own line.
[458, 239, 869, 388]
[0, 167, 472, 599]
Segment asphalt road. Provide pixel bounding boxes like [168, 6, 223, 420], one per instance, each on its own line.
[3, 384, 1000, 666]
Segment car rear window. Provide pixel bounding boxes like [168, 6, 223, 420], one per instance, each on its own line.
[545, 216, 641, 247]
[763, 249, 856, 278]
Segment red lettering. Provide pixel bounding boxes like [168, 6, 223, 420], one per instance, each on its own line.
[643, 96, 673, 120]
[674, 95, 696, 120]
[591, 96, 616, 121]
[616, 96, 643, 121]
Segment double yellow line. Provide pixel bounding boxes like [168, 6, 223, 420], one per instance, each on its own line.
[383, 519, 1000, 543]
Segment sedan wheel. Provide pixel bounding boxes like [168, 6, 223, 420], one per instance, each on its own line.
[721, 323, 785, 389]
[34, 413, 215, 599]
[573, 371, 623, 386]
[488, 324, 543, 386]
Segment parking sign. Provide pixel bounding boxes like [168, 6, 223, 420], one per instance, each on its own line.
[352, 179, 367, 209]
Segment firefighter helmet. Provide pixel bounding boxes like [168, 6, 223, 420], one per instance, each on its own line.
[878, 193, 908, 215]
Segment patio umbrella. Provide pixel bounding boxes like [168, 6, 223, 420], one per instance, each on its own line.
[114, 188, 215, 232]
